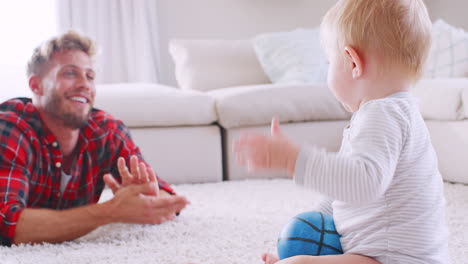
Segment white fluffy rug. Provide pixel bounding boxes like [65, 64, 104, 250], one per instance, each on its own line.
[1, 179, 467, 264]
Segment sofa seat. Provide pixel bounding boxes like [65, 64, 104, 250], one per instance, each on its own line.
[95, 83, 217, 127]
[208, 83, 351, 129]
[412, 78, 468, 121]
[94, 83, 222, 184]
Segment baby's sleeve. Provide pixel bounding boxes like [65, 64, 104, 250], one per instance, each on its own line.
[294, 100, 409, 204]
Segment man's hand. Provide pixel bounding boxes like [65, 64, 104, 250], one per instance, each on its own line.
[103, 155, 188, 221]
[103, 182, 189, 225]
[103, 155, 159, 195]
[233, 117, 300, 177]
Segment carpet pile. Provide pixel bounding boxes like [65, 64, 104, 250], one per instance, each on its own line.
[1, 179, 466, 264]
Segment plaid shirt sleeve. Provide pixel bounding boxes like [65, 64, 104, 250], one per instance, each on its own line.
[107, 119, 174, 194]
[0, 118, 33, 246]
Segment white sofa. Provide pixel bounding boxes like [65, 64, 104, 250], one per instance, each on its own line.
[411, 78, 468, 184]
[94, 83, 223, 185]
[94, 40, 468, 186]
[210, 80, 468, 184]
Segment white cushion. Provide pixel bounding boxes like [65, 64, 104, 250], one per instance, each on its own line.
[208, 83, 351, 129]
[424, 19, 468, 78]
[253, 28, 328, 84]
[169, 40, 270, 91]
[94, 83, 217, 127]
[412, 79, 466, 121]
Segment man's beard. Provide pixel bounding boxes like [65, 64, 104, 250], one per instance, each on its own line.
[44, 90, 91, 129]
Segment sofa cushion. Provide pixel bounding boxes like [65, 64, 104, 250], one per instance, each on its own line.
[208, 83, 351, 129]
[412, 79, 467, 121]
[424, 19, 468, 78]
[94, 83, 217, 127]
[253, 28, 328, 84]
[169, 40, 270, 91]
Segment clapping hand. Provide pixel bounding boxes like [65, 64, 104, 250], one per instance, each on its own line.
[103, 155, 189, 224]
[104, 155, 160, 196]
[233, 117, 300, 177]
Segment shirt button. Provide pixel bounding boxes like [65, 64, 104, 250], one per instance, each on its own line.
[55, 162, 62, 168]
[52, 141, 58, 148]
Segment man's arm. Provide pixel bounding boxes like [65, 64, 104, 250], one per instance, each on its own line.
[14, 182, 188, 245]
[14, 202, 108, 244]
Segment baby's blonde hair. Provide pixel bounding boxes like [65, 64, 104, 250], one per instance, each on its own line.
[321, 0, 432, 81]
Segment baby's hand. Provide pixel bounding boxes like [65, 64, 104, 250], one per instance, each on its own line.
[233, 117, 300, 177]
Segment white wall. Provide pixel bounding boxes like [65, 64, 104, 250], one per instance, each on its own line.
[0, 0, 56, 100]
[156, 0, 335, 87]
[156, 0, 468, 87]
[425, 0, 468, 30]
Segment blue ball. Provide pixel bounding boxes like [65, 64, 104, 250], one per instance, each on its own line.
[277, 211, 343, 259]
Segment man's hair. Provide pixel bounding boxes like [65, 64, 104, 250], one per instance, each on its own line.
[27, 30, 96, 77]
[321, 0, 432, 81]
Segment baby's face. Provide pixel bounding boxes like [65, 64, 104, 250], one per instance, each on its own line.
[324, 46, 358, 112]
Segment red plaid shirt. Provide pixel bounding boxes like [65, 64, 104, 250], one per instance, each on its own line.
[0, 98, 174, 246]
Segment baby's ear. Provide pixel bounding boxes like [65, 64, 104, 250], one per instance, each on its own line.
[344, 46, 363, 79]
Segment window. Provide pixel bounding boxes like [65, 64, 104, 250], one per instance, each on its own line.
[0, 0, 57, 100]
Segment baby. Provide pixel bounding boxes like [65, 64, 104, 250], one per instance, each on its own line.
[234, 0, 450, 263]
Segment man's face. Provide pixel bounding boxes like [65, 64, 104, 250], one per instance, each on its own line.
[38, 50, 96, 129]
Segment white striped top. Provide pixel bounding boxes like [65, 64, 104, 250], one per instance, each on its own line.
[295, 92, 450, 264]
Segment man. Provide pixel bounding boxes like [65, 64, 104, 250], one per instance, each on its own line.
[0, 31, 189, 246]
